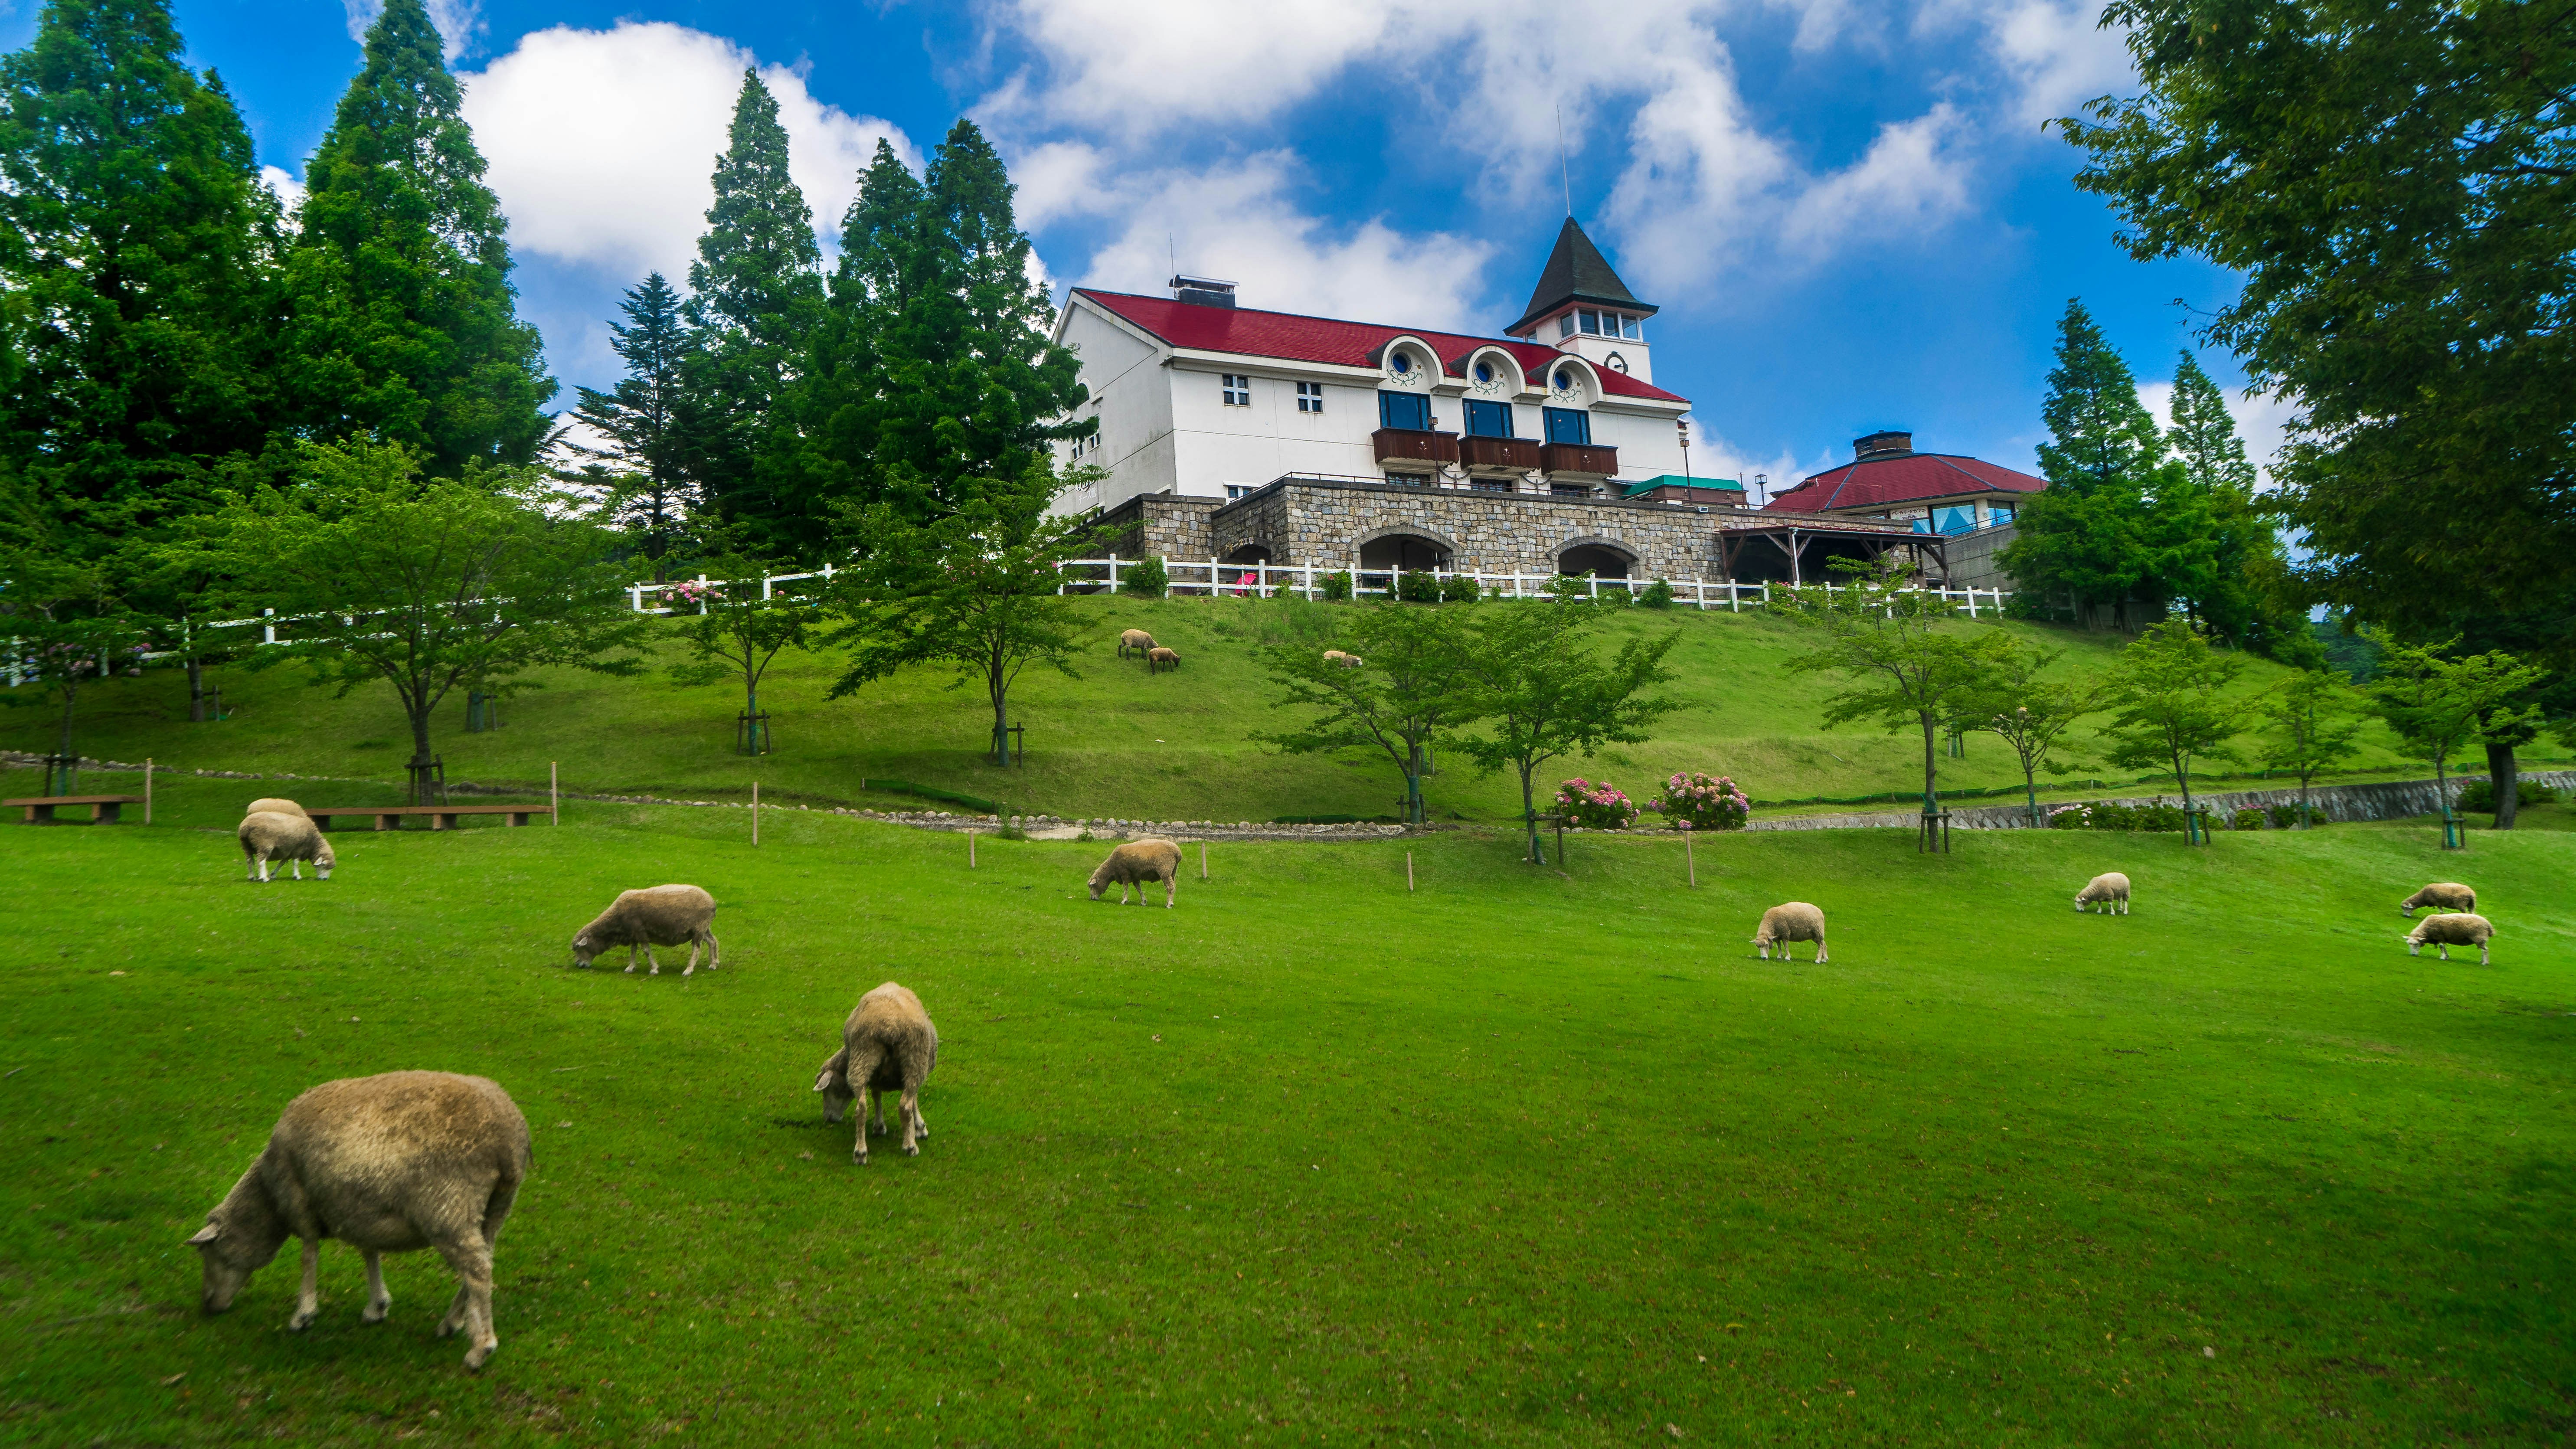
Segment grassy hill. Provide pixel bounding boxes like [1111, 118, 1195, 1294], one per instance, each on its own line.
[9, 785, 2573, 1442]
[1, 596, 2471, 823]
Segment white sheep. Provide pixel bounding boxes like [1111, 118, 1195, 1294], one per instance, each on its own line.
[2403, 912, 2495, 965]
[244, 797, 308, 818]
[188, 1070, 530, 1370]
[1322, 650, 1364, 669]
[1751, 902, 1828, 962]
[1118, 629, 1157, 660]
[570, 884, 720, 975]
[238, 811, 334, 882]
[2074, 872, 2131, 915]
[1090, 837, 1181, 907]
[2399, 882, 2475, 917]
[813, 981, 938, 1165]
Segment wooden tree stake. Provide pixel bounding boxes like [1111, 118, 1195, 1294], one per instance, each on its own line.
[1407, 850, 1415, 892]
[144, 758, 153, 825]
[1200, 842, 1208, 880]
[968, 830, 976, 869]
[1685, 832, 1695, 887]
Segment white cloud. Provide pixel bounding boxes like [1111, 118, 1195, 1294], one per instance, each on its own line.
[258, 165, 306, 222]
[458, 22, 915, 282]
[977, 0, 1397, 135]
[1976, 0, 2138, 130]
[1780, 105, 1973, 252]
[343, 0, 486, 63]
[2138, 373, 2298, 489]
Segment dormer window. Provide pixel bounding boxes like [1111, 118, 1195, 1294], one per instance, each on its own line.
[1389, 350, 1413, 375]
[1552, 366, 1578, 393]
[1474, 360, 1496, 384]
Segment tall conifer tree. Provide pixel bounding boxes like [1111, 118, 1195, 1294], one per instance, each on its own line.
[683, 71, 822, 543]
[283, 0, 551, 474]
[573, 272, 699, 573]
[2002, 301, 2170, 628]
[2160, 353, 2313, 657]
[0, 0, 282, 552]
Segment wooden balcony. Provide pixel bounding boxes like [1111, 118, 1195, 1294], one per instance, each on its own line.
[1458, 435, 1542, 471]
[1540, 442, 1619, 477]
[1371, 428, 1459, 467]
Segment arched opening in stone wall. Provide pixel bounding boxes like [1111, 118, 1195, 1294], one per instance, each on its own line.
[1222, 543, 1272, 566]
[1358, 533, 1452, 571]
[1555, 542, 1636, 580]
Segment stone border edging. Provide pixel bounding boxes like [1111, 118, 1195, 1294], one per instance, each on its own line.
[1742, 771, 2576, 832]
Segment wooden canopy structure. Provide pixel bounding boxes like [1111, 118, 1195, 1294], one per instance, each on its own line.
[1712, 517, 1950, 585]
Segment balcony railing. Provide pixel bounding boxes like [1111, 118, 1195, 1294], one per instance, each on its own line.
[1371, 428, 1460, 466]
[1458, 435, 1542, 471]
[1539, 442, 1618, 476]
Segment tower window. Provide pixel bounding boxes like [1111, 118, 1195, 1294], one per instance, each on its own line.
[1579, 310, 1601, 335]
[1222, 374, 1251, 406]
[1621, 314, 1642, 340]
[1296, 381, 1323, 413]
[1557, 314, 1576, 340]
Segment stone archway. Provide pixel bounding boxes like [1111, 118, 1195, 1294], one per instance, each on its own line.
[1553, 539, 1637, 580]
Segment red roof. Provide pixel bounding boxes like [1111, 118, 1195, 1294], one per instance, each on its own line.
[1764, 451, 2046, 515]
[1072, 289, 1689, 405]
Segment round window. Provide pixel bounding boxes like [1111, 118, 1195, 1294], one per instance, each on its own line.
[1390, 350, 1412, 375]
[1553, 369, 1576, 392]
[1474, 361, 1494, 384]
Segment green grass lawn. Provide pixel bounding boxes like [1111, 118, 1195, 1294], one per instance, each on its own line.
[2, 597, 2465, 825]
[6, 782, 2573, 1444]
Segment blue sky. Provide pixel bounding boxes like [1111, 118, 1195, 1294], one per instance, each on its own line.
[2, 0, 2278, 488]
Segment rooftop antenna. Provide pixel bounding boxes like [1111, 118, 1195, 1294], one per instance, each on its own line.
[1556, 102, 1572, 217]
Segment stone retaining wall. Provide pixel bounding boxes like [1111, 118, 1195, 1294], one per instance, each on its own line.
[1746, 771, 2576, 832]
[1210, 478, 1721, 579]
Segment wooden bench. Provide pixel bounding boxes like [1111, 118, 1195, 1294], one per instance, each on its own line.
[6, 794, 144, 824]
[306, 805, 554, 831]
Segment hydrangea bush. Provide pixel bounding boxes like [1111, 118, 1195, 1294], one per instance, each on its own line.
[1553, 778, 1640, 830]
[1648, 772, 1751, 831]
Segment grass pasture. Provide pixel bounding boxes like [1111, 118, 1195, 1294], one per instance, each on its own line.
[5, 789, 2574, 1445]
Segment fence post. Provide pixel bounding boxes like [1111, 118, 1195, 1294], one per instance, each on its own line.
[262, 608, 275, 646]
[550, 762, 558, 824]
[1108, 555, 1121, 594]
[761, 573, 774, 601]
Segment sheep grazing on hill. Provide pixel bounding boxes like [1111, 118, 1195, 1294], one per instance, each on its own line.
[187, 1070, 530, 1370]
[244, 798, 307, 818]
[2403, 912, 2495, 965]
[1322, 649, 1364, 669]
[813, 981, 938, 1165]
[1751, 902, 1828, 962]
[239, 811, 334, 883]
[1147, 646, 1180, 674]
[1118, 629, 1157, 660]
[1090, 837, 1182, 907]
[570, 884, 720, 975]
[2075, 872, 2131, 915]
[2400, 882, 2475, 917]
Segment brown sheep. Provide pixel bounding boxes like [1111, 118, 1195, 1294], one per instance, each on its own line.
[570, 884, 720, 975]
[813, 981, 938, 1164]
[244, 797, 308, 818]
[1147, 646, 1180, 674]
[1118, 628, 1157, 660]
[239, 811, 335, 882]
[1321, 650, 1364, 668]
[2399, 882, 2475, 917]
[1751, 901, 1828, 962]
[1090, 837, 1181, 907]
[187, 1071, 530, 1370]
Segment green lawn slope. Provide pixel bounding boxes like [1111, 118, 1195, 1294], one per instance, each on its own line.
[3, 598, 2468, 823]
[6, 792, 2572, 1442]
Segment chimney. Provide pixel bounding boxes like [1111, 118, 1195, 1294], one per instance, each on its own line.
[1853, 429, 1913, 461]
[1170, 275, 1236, 309]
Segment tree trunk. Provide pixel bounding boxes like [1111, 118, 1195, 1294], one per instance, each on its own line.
[2298, 772, 2313, 829]
[990, 666, 1010, 767]
[407, 708, 436, 805]
[2024, 766, 2040, 830]
[187, 654, 206, 723]
[1919, 716, 1939, 814]
[1405, 742, 1425, 825]
[2486, 739, 2518, 830]
[1520, 765, 1540, 864]
[2175, 744, 2195, 817]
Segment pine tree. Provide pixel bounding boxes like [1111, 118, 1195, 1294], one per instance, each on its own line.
[572, 272, 699, 574]
[683, 70, 822, 541]
[0, 0, 282, 553]
[2001, 300, 2169, 628]
[2158, 352, 2313, 657]
[282, 0, 551, 474]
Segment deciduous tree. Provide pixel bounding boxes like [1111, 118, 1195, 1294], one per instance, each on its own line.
[2364, 636, 2547, 829]
[1959, 644, 2101, 828]
[2260, 668, 2364, 828]
[1453, 604, 1678, 863]
[2098, 620, 2258, 819]
[663, 543, 818, 755]
[1256, 605, 1480, 824]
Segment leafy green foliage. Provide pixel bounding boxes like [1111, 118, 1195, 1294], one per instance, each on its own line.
[1255, 605, 1478, 824]
[662, 554, 819, 748]
[2098, 620, 2256, 814]
[1452, 603, 1679, 859]
[1959, 643, 2101, 828]
[2260, 669, 2365, 827]
[281, 0, 551, 474]
[2363, 635, 2547, 818]
[1120, 555, 1168, 599]
[572, 272, 701, 575]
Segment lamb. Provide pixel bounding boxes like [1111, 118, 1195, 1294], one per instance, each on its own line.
[1750, 902, 1828, 962]
[1089, 837, 1182, 907]
[1147, 646, 1180, 674]
[1118, 628, 1157, 660]
[187, 1070, 530, 1370]
[244, 797, 307, 818]
[2400, 882, 2475, 917]
[812, 981, 938, 1165]
[238, 811, 334, 882]
[2074, 872, 2131, 915]
[569, 884, 720, 975]
[1322, 649, 1364, 669]
[2403, 912, 2495, 965]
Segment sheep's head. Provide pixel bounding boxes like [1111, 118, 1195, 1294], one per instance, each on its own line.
[1087, 864, 1111, 901]
[569, 930, 598, 969]
[312, 838, 335, 880]
[186, 1219, 276, 1313]
[813, 1052, 854, 1123]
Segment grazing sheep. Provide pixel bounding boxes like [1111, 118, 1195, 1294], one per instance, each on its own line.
[2400, 882, 2475, 917]
[187, 1070, 530, 1370]
[1118, 629, 1157, 660]
[1322, 650, 1364, 669]
[2403, 912, 2495, 965]
[238, 811, 334, 883]
[570, 884, 720, 975]
[1751, 902, 1828, 962]
[244, 798, 307, 818]
[2075, 872, 2131, 915]
[1089, 837, 1182, 908]
[813, 982, 938, 1165]
[1147, 646, 1180, 674]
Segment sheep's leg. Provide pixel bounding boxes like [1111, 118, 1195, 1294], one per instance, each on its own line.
[869, 1089, 886, 1138]
[1813, 937, 1829, 965]
[682, 939, 697, 978]
[623, 945, 638, 974]
[899, 1086, 922, 1156]
[435, 1234, 500, 1370]
[289, 858, 301, 881]
[1164, 872, 1176, 909]
[645, 944, 662, 976]
[256, 857, 271, 883]
[288, 1239, 321, 1330]
[2481, 942, 2491, 965]
[362, 1251, 391, 1323]
[2438, 943, 2450, 961]
[703, 928, 719, 970]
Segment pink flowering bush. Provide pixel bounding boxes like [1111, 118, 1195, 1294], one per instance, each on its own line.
[1648, 772, 1751, 831]
[1554, 777, 1640, 830]
[665, 579, 723, 607]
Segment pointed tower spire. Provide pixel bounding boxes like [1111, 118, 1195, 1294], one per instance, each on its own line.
[1508, 217, 1654, 338]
